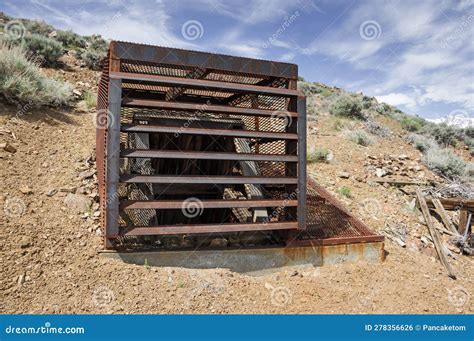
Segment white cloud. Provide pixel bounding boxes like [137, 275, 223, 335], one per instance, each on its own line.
[376, 93, 417, 108]
[201, 0, 300, 24]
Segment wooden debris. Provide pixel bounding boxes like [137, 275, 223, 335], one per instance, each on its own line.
[431, 198, 460, 235]
[0, 142, 16, 153]
[458, 210, 469, 235]
[383, 223, 406, 247]
[426, 198, 474, 211]
[368, 178, 435, 186]
[416, 189, 456, 279]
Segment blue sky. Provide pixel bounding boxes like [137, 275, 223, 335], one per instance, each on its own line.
[1, 0, 473, 120]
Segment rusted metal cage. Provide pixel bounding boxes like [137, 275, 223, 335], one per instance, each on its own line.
[97, 41, 307, 249]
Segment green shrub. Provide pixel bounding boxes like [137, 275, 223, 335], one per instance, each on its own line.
[375, 103, 393, 116]
[85, 34, 107, 51]
[406, 134, 438, 152]
[348, 130, 372, 146]
[365, 119, 390, 137]
[0, 44, 72, 106]
[362, 95, 374, 109]
[17, 34, 64, 66]
[423, 147, 466, 179]
[77, 49, 105, 70]
[329, 93, 365, 119]
[420, 123, 458, 147]
[337, 186, 352, 198]
[465, 137, 474, 156]
[331, 117, 351, 131]
[465, 163, 474, 181]
[83, 90, 97, 109]
[55, 30, 86, 49]
[307, 147, 329, 163]
[464, 127, 474, 138]
[399, 116, 426, 132]
[24, 20, 54, 36]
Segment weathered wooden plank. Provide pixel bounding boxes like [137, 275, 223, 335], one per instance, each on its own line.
[431, 198, 459, 235]
[416, 189, 456, 279]
[426, 198, 474, 211]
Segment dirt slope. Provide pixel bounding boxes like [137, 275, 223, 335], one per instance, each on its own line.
[0, 60, 472, 314]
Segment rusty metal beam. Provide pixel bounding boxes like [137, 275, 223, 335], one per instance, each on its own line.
[111, 41, 298, 79]
[119, 221, 299, 236]
[121, 123, 298, 140]
[120, 199, 298, 210]
[297, 96, 307, 229]
[120, 149, 298, 162]
[120, 175, 298, 185]
[122, 98, 298, 117]
[165, 67, 207, 101]
[110, 72, 302, 97]
[105, 77, 122, 249]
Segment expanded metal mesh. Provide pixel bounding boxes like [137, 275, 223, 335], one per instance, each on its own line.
[298, 180, 379, 240]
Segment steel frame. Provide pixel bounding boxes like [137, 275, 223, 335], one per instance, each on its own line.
[97, 41, 307, 249]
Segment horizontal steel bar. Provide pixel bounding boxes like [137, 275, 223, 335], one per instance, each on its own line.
[119, 221, 299, 236]
[120, 149, 298, 162]
[122, 98, 298, 118]
[121, 123, 298, 140]
[120, 199, 298, 210]
[120, 175, 298, 185]
[111, 72, 302, 97]
[112, 41, 298, 79]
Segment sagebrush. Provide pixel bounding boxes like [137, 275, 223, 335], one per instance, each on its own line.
[423, 147, 466, 179]
[0, 44, 72, 106]
[329, 93, 365, 120]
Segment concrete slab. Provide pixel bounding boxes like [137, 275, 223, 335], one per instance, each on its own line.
[100, 242, 384, 274]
